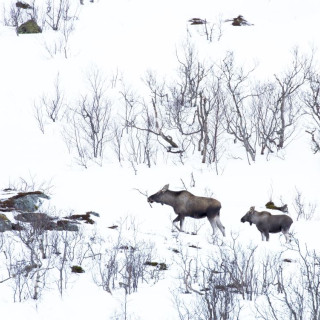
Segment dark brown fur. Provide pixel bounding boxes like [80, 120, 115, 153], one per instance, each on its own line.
[148, 184, 225, 236]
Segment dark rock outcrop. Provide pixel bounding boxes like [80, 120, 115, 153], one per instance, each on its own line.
[17, 19, 42, 34]
[0, 191, 50, 212]
[0, 190, 95, 233]
[16, 1, 33, 9]
[15, 212, 56, 230]
[56, 220, 79, 232]
[265, 201, 288, 213]
[188, 18, 206, 25]
[71, 265, 85, 273]
[225, 15, 253, 26]
[63, 212, 97, 224]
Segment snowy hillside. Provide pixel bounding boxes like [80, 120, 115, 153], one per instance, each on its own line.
[1, 0, 320, 319]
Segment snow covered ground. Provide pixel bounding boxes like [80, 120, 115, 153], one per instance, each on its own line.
[1, 0, 320, 319]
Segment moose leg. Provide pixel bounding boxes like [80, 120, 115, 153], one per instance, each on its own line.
[282, 230, 290, 243]
[179, 216, 185, 231]
[208, 217, 217, 235]
[215, 216, 226, 237]
[259, 227, 269, 241]
[172, 215, 185, 232]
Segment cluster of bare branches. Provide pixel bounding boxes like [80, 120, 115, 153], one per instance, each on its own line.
[34, 73, 66, 133]
[173, 233, 320, 320]
[292, 188, 317, 220]
[120, 45, 314, 168]
[121, 43, 227, 170]
[302, 65, 320, 153]
[220, 52, 258, 163]
[2, 0, 78, 37]
[92, 217, 163, 296]
[61, 70, 113, 167]
[2, 0, 43, 31]
[255, 238, 320, 320]
[1, 210, 162, 303]
[220, 49, 312, 162]
[0, 213, 90, 301]
[187, 16, 223, 43]
[43, 0, 79, 58]
[173, 237, 261, 319]
[33, 42, 317, 169]
[2, 1, 78, 57]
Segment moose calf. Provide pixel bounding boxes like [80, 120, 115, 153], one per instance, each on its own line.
[241, 206, 293, 242]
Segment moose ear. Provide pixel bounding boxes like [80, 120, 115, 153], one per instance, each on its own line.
[161, 184, 169, 192]
[249, 206, 255, 213]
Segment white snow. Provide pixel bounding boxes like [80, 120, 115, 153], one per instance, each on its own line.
[1, 0, 320, 318]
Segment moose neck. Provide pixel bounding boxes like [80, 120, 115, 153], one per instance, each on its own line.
[250, 211, 263, 224]
[159, 190, 179, 207]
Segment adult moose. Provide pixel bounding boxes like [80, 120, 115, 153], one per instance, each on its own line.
[147, 184, 225, 236]
[241, 206, 293, 242]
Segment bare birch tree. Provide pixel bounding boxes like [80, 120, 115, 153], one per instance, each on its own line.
[302, 68, 320, 153]
[271, 49, 311, 150]
[220, 51, 258, 162]
[63, 69, 112, 166]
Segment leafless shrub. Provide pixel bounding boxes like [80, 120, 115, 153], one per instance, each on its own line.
[173, 276, 242, 320]
[220, 51, 258, 163]
[197, 269, 242, 320]
[2, 234, 32, 302]
[63, 69, 113, 166]
[34, 100, 47, 134]
[123, 42, 227, 168]
[118, 241, 153, 294]
[174, 246, 201, 295]
[63, 112, 91, 168]
[293, 188, 316, 220]
[94, 242, 120, 293]
[34, 73, 66, 126]
[252, 82, 282, 156]
[269, 48, 311, 150]
[220, 49, 312, 161]
[2, 2, 24, 27]
[54, 230, 71, 296]
[203, 17, 223, 43]
[45, 0, 75, 31]
[91, 231, 121, 294]
[7, 216, 55, 301]
[168, 44, 213, 156]
[189, 16, 223, 43]
[256, 238, 320, 320]
[111, 123, 125, 163]
[302, 68, 320, 153]
[2, 0, 40, 28]
[250, 49, 312, 158]
[173, 243, 242, 320]
[43, 33, 64, 56]
[217, 234, 261, 301]
[6, 175, 54, 194]
[59, 11, 76, 58]
[1, 205, 93, 301]
[93, 217, 161, 295]
[76, 70, 112, 159]
[116, 217, 158, 295]
[121, 72, 173, 167]
[119, 86, 148, 167]
[43, 5, 77, 58]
